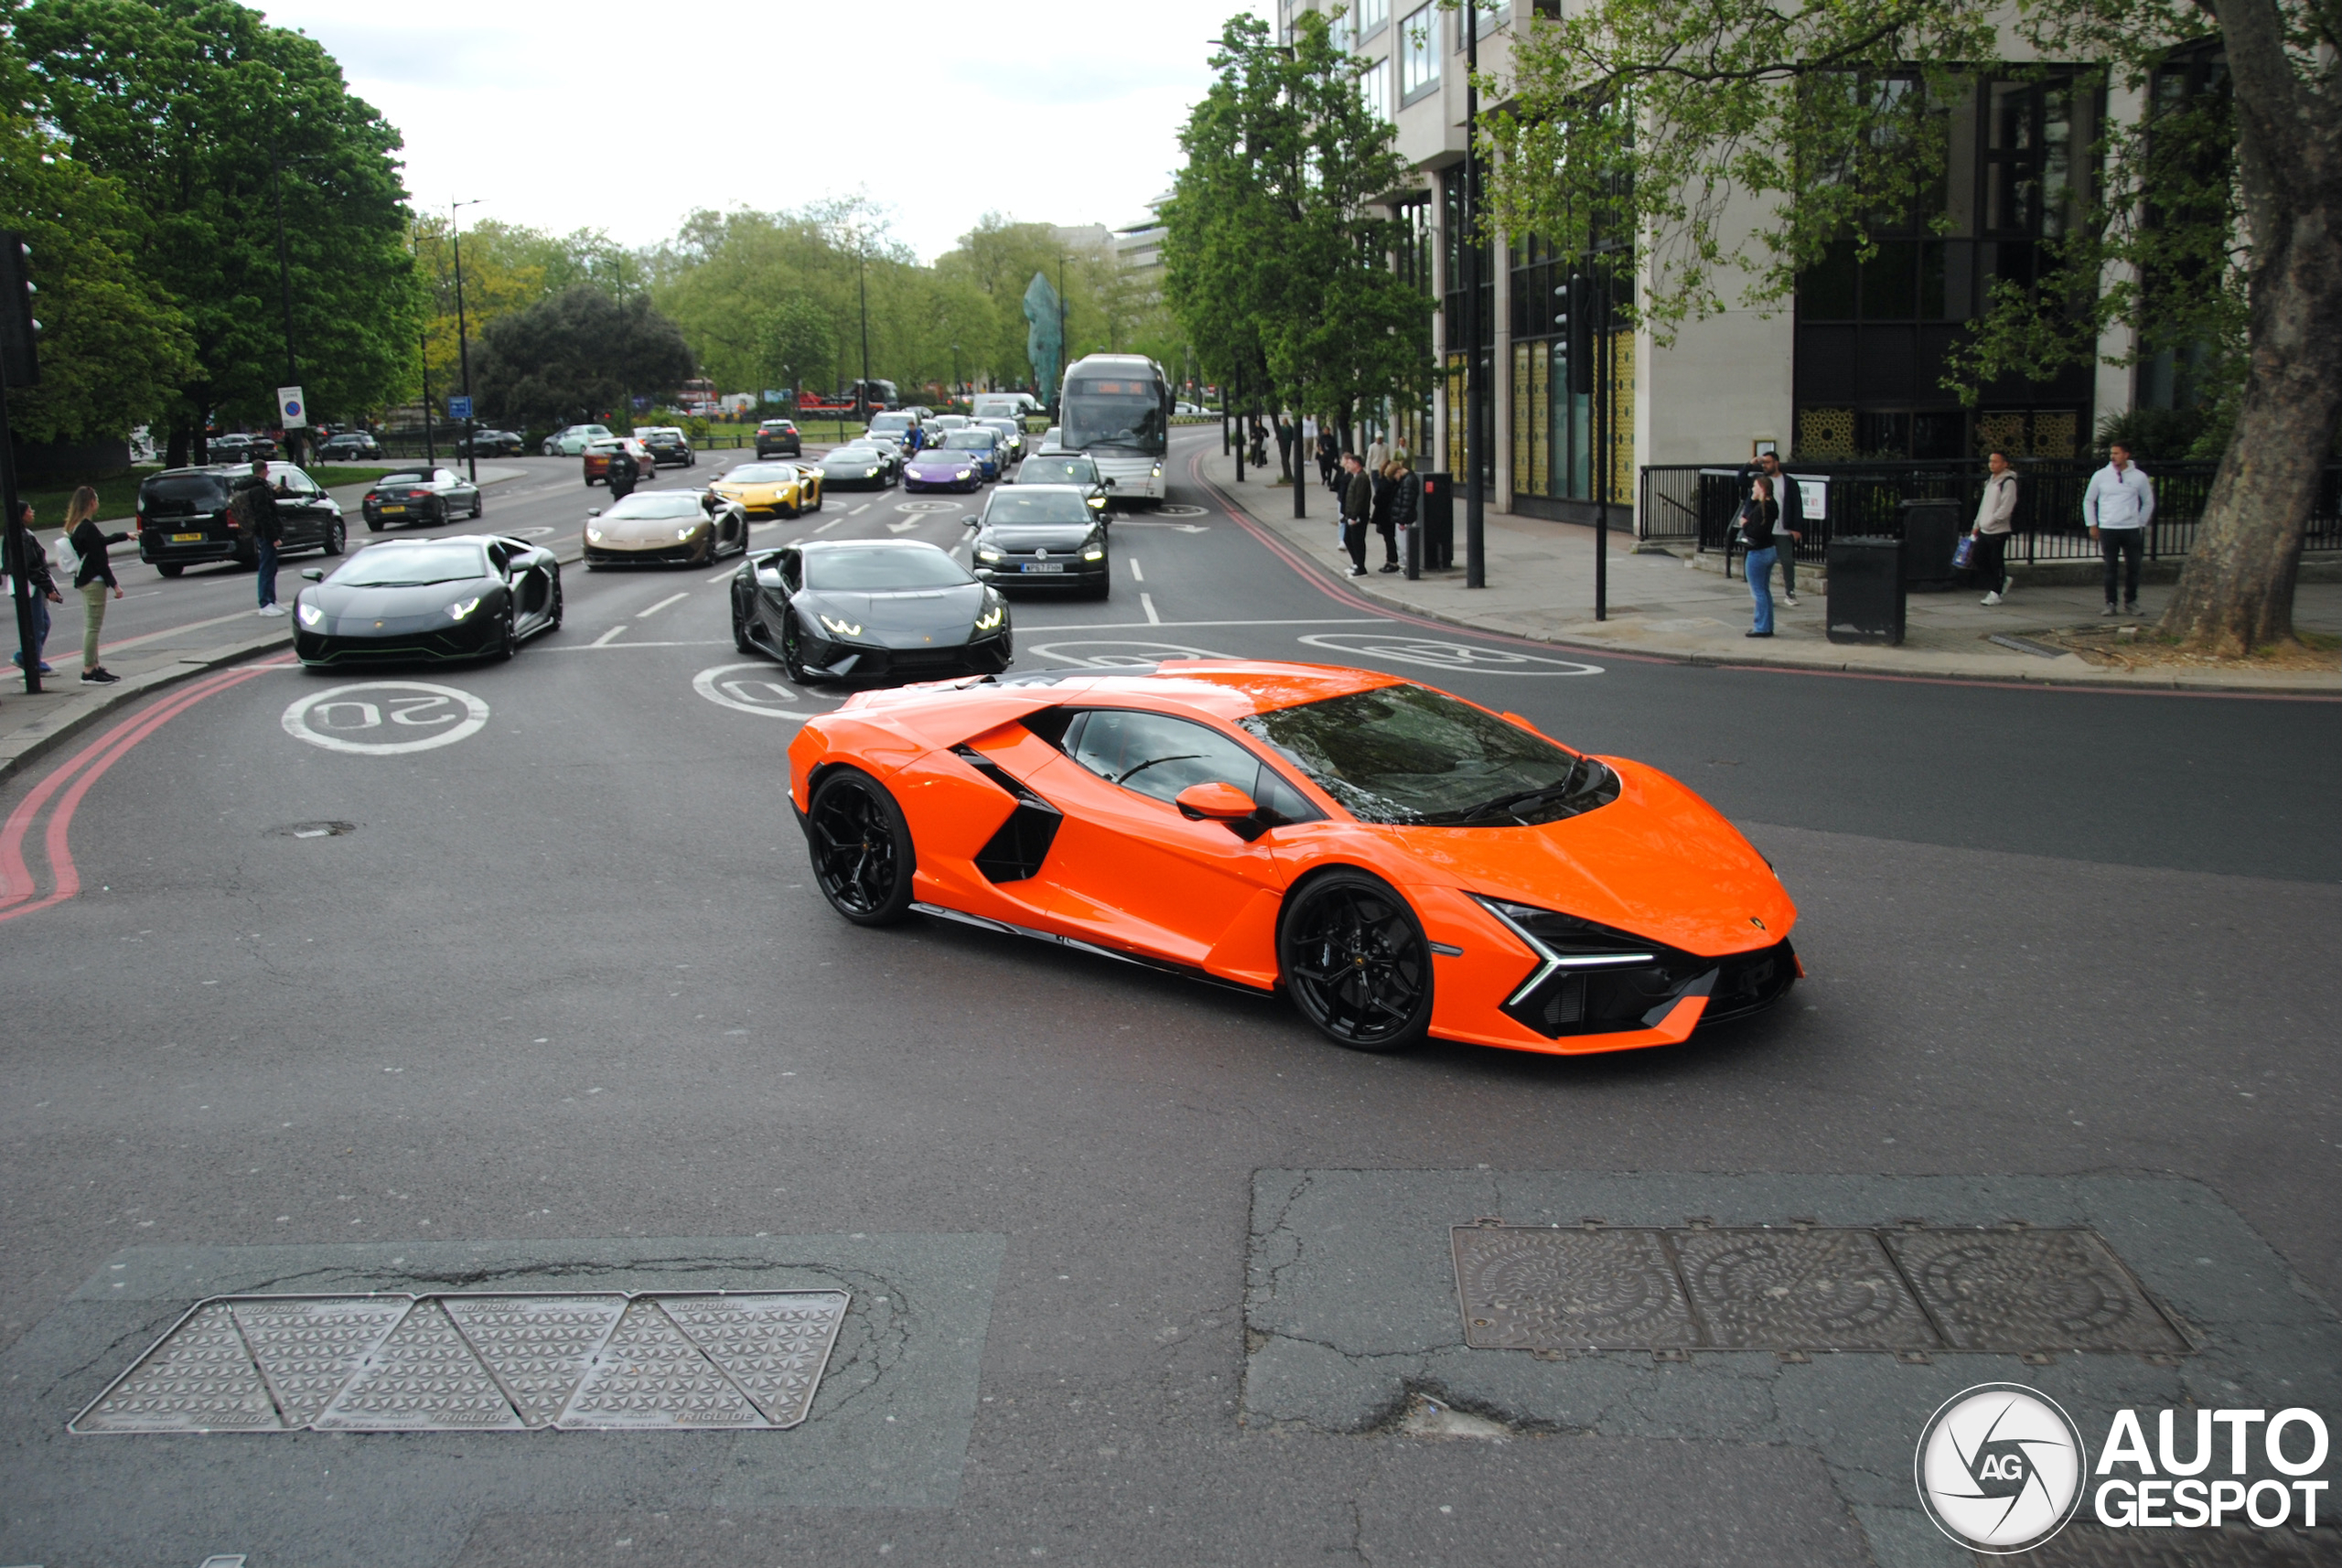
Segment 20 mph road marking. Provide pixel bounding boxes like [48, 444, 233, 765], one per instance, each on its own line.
[692, 662, 831, 725]
[281, 682, 490, 755]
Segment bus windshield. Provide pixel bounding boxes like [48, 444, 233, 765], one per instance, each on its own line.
[1060, 376, 1165, 455]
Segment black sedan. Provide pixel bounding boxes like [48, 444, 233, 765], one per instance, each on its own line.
[731, 539, 1011, 684]
[317, 431, 382, 461]
[361, 467, 483, 531]
[966, 486, 1110, 599]
[292, 534, 562, 667]
[1011, 452, 1115, 515]
[457, 429, 525, 456]
[816, 443, 897, 489]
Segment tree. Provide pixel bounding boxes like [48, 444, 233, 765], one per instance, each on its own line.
[17, 0, 422, 457]
[473, 285, 694, 431]
[1163, 13, 1434, 455]
[1485, 0, 2342, 656]
[759, 293, 832, 402]
[0, 32, 195, 446]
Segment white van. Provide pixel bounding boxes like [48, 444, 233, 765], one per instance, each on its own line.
[971, 393, 1040, 422]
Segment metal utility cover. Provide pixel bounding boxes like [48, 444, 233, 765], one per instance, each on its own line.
[70, 1290, 849, 1434]
[1453, 1225, 2187, 1355]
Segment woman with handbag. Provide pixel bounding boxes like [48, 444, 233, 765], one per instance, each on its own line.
[1971, 449, 2018, 604]
[1740, 476, 1781, 638]
[65, 486, 128, 683]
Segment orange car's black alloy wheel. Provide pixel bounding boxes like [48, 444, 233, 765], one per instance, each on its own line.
[1279, 873, 1434, 1051]
[807, 770, 915, 926]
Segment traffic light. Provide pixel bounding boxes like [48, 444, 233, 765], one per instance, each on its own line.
[0, 231, 38, 387]
[1557, 272, 1595, 396]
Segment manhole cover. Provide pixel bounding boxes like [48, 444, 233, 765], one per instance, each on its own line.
[71, 1290, 849, 1434]
[266, 821, 357, 839]
[1453, 1225, 2188, 1355]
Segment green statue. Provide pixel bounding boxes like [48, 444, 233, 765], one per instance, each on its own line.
[1024, 271, 1064, 398]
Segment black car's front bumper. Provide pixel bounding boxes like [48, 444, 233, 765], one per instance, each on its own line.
[800, 628, 1012, 680]
[584, 542, 710, 566]
[976, 561, 1107, 592]
[294, 617, 503, 666]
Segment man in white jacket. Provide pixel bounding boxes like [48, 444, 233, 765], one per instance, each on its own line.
[2083, 441, 2155, 616]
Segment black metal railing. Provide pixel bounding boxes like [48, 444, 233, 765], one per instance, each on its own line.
[1638, 458, 2342, 569]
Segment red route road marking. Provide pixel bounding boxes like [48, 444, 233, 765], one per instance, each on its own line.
[0, 660, 291, 924]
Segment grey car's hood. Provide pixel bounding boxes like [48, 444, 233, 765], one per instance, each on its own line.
[797, 584, 990, 647]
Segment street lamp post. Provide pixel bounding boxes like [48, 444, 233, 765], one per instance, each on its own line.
[951, 343, 961, 409]
[268, 151, 303, 466]
[856, 246, 872, 424]
[1056, 254, 1068, 419]
[451, 199, 482, 482]
[1463, 0, 1486, 589]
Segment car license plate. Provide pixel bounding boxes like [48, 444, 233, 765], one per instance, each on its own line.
[1021, 562, 1066, 574]
[380, 505, 406, 514]
[170, 532, 203, 542]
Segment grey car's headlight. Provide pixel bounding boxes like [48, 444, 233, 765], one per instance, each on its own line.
[974, 603, 1004, 631]
[586, 527, 603, 542]
[1082, 546, 1104, 561]
[676, 526, 699, 541]
[446, 596, 482, 621]
[296, 601, 324, 628]
[819, 613, 863, 638]
[976, 545, 1004, 563]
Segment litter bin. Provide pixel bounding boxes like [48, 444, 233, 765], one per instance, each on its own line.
[1900, 498, 1962, 591]
[1827, 536, 1905, 646]
[1420, 471, 1455, 570]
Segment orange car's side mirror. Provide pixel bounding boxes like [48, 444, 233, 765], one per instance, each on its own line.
[1175, 781, 1257, 822]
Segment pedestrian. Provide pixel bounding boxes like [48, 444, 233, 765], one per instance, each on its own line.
[1753, 452, 1805, 607]
[1740, 475, 1780, 638]
[1247, 419, 1267, 470]
[1338, 452, 1373, 576]
[5, 499, 64, 676]
[2083, 440, 2154, 616]
[64, 485, 127, 682]
[1387, 454, 1418, 570]
[1316, 424, 1339, 492]
[1365, 431, 1390, 474]
[1369, 460, 1402, 573]
[236, 459, 288, 616]
[1971, 448, 2019, 605]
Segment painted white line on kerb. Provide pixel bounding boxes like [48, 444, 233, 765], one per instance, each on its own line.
[814, 517, 843, 533]
[1141, 593, 1161, 625]
[592, 626, 626, 647]
[1130, 559, 1144, 582]
[638, 593, 690, 618]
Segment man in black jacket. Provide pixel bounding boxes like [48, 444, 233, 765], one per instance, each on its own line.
[238, 460, 288, 617]
[6, 499, 64, 680]
[1749, 451, 1804, 607]
[1338, 453, 1372, 577]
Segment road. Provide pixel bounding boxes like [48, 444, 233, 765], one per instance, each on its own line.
[1, 424, 2337, 1566]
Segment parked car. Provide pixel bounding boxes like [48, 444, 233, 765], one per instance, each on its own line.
[632, 426, 695, 467]
[458, 428, 525, 456]
[134, 463, 348, 576]
[543, 424, 613, 456]
[583, 436, 658, 486]
[208, 433, 269, 464]
[317, 431, 382, 461]
[755, 418, 802, 458]
[360, 467, 484, 531]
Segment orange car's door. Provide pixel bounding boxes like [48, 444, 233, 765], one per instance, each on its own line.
[1020, 709, 1298, 969]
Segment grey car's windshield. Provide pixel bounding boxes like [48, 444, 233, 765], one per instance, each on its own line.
[984, 491, 1092, 526]
[1015, 457, 1099, 486]
[1237, 684, 1617, 827]
[805, 547, 975, 591]
[330, 544, 488, 588]
[604, 493, 706, 519]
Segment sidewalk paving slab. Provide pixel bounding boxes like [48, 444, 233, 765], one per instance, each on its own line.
[1192, 448, 2342, 694]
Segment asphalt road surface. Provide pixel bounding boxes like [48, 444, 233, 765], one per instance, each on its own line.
[2, 425, 2337, 1566]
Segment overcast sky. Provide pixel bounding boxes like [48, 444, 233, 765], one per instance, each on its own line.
[266, 0, 1269, 262]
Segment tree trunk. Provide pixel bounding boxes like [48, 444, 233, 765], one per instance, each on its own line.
[166, 422, 189, 468]
[2157, 203, 2342, 653]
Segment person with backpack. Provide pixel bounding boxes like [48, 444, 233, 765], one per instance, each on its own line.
[5, 499, 63, 677]
[63, 486, 127, 682]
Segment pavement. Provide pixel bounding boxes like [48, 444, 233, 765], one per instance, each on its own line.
[4, 426, 2338, 1567]
[1196, 446, 2342, 693]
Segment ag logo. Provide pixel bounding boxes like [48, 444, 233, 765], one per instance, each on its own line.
[1916, 1383, 2086, 1553]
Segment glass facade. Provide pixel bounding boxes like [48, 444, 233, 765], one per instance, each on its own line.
[1399, 5, 1438, 101]
[1508, 238, 1634, 504]
[1793, 72, 2100, 460]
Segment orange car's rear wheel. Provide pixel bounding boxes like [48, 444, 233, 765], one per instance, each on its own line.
[806, 768, 915, 926]
[1277, 871, 1434, 1052]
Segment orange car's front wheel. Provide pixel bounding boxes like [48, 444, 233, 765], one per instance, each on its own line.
[1277, 871, 1434, 1052]
[806, 768, 916, 927]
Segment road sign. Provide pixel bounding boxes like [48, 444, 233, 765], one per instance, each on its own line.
[276, 385, 306, 429]
[446, 394, 473, 421]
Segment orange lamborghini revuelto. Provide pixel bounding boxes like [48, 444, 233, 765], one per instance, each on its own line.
[787, 660, 1799, 1055]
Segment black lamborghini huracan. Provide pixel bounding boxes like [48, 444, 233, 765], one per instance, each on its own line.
[730, 539, 1012, 684]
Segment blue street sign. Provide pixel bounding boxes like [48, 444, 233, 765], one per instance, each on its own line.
[446, 395, 473, 420]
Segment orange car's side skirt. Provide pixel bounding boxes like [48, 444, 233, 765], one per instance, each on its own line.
[910, 900, 1274, 997]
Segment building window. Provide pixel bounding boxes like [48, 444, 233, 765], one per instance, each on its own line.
[1509, 236, 1634, 502]
[1399, 5, 1438, 101]
[1354, 0, 1390, 39]
[1454, 0, 1509, 52]
[1441, 166, 1492, 352]
[1359, 53, 1391, 122]
[1794, 71, 2100, 459]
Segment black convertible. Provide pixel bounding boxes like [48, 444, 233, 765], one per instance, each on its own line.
[730, 539, 1011, 684]
[293, 534, 563, 667]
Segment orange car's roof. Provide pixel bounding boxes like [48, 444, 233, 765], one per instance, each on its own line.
[1016, 660, 1404, 721]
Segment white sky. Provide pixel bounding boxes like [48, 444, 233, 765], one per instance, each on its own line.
[266, 0, 1271, 262]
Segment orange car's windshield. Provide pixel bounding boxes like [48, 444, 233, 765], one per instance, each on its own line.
[1239, 683, 1617, 826]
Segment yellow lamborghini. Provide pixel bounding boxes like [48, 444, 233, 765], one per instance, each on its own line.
[710, 461, 823, 518]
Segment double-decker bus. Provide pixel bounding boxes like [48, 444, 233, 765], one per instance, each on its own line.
[1058, 354, 1169, 505]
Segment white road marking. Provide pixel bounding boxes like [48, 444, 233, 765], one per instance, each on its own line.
[1296, 632, 1605, 676]
[849, 504, 871, 515]
[705, 568, 736, 583]
[592, 625, 627, 646]
[1030, 639, 1230, 667]
[545, 639, 731, 650]
[1031, 617, 1392, 631]
[813, 517, 843, 532]
[692, 661, 833, 725]
[788, 538, 803, 547]
[637, 592, 690, 618]
[1140, 593, 1161, 624]
[281, 681, 490, 756]
[886, 519, 920, 532]
[1129, 559, 1144, 582]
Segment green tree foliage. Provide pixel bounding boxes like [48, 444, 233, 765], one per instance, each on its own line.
[1486, 0, 2342, 652]
[1161, 12, 1434, 436]
[0, 31, 195, 445]
[472, 285, 694, 431]
[16, 0, 423, 453]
